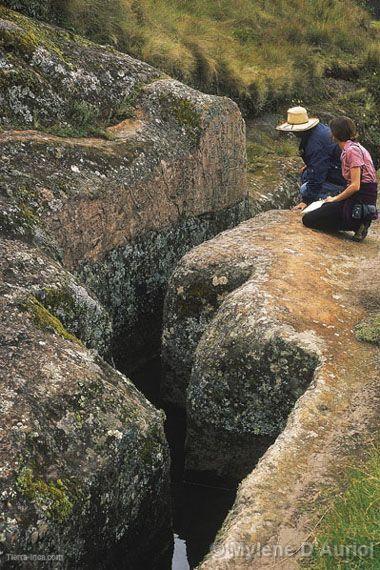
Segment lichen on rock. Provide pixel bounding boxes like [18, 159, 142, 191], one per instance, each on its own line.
[0, 241, 172, 566]
[16, 467, 75, 523]
[0, 239, 113, 357]
[0, 6, 251, 563]
[0, 3, 249, 372]
[162, 209, 380, 482]
[22, 294, 83, 345]
[197, 214, 380, 569]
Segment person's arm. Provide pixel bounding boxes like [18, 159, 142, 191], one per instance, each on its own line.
[325, 167, 360, 202]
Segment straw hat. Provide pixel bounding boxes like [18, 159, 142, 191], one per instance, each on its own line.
[276, 106, 319, 132]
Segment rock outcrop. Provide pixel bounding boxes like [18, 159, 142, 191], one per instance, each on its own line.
[0, 5, 248, 371]
[0, 5, 250, 565]
[0, 238, 172, 568]
[162, 210, 380, 484]
[198, 218, 380, 568]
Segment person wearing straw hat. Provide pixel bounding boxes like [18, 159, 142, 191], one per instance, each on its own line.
[303, 116, 378, 242]
[276, 106, 346, 210]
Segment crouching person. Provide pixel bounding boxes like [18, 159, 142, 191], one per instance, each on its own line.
[303, 116, 378, 242]
[276, 107, 346, 210]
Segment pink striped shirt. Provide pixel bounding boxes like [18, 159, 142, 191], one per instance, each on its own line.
[341, 140, 377, 184]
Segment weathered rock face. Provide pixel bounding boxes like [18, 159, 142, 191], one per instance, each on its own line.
[1, 238, 113, 358]
[0, 237, 172, 568]
[198, 218, 380, 569]
[0, 5, 163, 130]
[0, 6, 248, 371]
[248, 158, 300, 217]
[0, 6, 251, 563]
[162, 209, 380, 481]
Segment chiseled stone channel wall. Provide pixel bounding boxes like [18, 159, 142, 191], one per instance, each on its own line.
[162, 209, 380, 567]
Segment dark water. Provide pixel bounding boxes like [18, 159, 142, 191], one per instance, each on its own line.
[129, 358, 237, 570]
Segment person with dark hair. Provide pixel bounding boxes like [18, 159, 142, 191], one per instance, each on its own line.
[276, 107, 346, 210]
[303, 116, 378, 241]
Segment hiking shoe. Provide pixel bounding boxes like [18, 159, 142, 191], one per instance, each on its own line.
[353, 221, 370, 242]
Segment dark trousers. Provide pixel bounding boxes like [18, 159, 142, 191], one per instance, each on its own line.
[303, 202, 346, 232]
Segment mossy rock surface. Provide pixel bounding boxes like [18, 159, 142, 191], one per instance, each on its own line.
[23, 295, 83, 345]
[16, 468, 75, 523]
[0, 237, 172, 567]
[1, 238, 113, 357]
[0, 5, 162, 132]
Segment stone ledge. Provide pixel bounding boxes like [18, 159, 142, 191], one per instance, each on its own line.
[161, 209, 380, 565]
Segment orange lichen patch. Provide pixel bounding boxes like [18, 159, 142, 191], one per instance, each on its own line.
[106, 118, 143, 138]
[0, 129, 117, 152]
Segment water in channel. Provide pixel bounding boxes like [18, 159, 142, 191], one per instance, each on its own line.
[130, 358, 237, 570]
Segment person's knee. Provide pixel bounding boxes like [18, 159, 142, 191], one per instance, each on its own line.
[302, 212, 316, 228]
[302, 210, 320, 229]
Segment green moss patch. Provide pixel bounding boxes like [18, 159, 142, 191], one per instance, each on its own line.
[0, 6, 65, 58]
[158, 95, 202, 144]
[43, 286, 76, 314]
[17, 467, 74, 523]
[0, 184, 43, 239]
[171, 99, 201, 130]
[355, 313, 380, 346]
[23, 296, 82, 346]
[0, 205, 37, 237]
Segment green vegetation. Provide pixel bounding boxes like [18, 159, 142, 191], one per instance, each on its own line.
[50, 0, 378, 113]
[167, 98, 201, 130]
[246, 120, 299, 176]
[23, 296, 83, 345]
[0, 4, 69, 58]
[43, 101, 115, 138]
[2, 0, 61, 22]
[304, 447, 380, 569]
[0, 185, 41, 238]
[17, 467, 74, 522]
[355, 313, 380, 345]
[109, 84, 144, 123]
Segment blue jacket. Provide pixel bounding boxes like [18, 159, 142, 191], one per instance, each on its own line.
[300, 123, 346, 202]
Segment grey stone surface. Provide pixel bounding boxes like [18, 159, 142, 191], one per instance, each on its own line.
[0, 238, 172, 568]
[0, 5, 249, 371]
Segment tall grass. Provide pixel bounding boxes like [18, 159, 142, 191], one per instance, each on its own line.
[53, 0, 377, 113]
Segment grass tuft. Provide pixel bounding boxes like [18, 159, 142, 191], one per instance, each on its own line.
[304, 446, 380, 569]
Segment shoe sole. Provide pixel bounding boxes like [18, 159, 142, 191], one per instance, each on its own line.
[353, 223, 369, 242]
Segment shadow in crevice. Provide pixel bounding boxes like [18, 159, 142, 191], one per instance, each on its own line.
[128, 357, 272, 569]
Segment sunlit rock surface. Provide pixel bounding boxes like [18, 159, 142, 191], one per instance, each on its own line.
[198, 219, 380, 568]
[162, 210, 380, 485]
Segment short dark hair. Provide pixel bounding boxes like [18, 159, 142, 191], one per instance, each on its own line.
[329, 116, 357, 142]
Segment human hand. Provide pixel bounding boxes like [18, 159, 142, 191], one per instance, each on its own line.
[324, 196, 335, 203]
[293, 202, 307, 211]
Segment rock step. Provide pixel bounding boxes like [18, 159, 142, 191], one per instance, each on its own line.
[162, 209, 380, 565]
